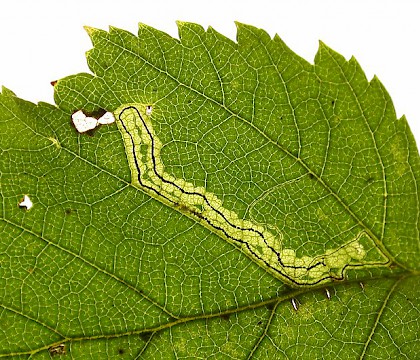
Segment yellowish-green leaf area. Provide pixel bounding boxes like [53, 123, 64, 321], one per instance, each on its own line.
[1, 22, 419, 359]
[116, 103, 389, 287]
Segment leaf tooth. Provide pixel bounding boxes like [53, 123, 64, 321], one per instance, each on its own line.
[348, 55, 369, 83]
[176, 21, 206, 43]
[315, 40, 340, 64]
[108, 25, 119, 32]
[109, 25, 133, 38]
[138, 22, 155, 36]
[0, 86, 17, 97]
[138, 22, 180, 45]
[207, 27, 237, 50]
[235, 22, 271, 45]
[83, 25, 99, 37]
[83, 25, 108, 47]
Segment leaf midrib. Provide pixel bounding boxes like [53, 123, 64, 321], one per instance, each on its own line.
[0, 272, 415, 359]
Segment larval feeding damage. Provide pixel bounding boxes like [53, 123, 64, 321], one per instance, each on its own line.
[114, 103, 391, 287]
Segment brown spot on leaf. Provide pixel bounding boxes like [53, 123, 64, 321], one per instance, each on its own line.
[48, 343, 66, 356]
[265, 302, 275, 311]
[140, 331, 153, 342]
[85, 108, 107, 119]
[220, 313, 231, 321]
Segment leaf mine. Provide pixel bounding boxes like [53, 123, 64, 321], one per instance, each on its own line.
[114, 103, 391, 287]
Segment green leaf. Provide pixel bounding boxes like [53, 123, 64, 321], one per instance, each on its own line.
[1, 22, 419, 359]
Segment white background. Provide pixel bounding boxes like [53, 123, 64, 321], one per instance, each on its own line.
[0, 0, 419, 143]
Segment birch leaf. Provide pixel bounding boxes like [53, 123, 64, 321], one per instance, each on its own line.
[0, 22, 419, 359]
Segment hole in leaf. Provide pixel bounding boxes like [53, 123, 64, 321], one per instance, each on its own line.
[291, 298, 299, 311]
[325, 288, 331, 300]
[71, 109, 115, 133]
[18, 195, 33, 210]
